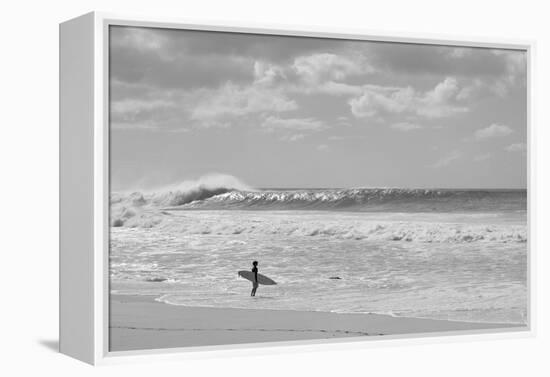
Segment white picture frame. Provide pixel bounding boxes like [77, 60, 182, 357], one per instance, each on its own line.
[59, 11, 535, 365]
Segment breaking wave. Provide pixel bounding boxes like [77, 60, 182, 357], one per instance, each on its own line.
[110, 174, 526, 243]
[148, 216, 527, 243]
[178, 188, 526, 212]
[110, 173, 252, 226]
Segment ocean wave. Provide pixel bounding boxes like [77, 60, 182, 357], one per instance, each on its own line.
[110, 173, 252, 226]
[111, 211, 526, 243]
[113, 187, 526, 215]
[178, 188, 526, 212]
[110, 175, 526, 237]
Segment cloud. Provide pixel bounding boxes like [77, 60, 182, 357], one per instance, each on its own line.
[110, 93, 186, 131]
[261, 116, 325, 131]
[366, 43, 526, 101]
[253, 61, 287, 86]
[491, 50, 527, 95]
[474, 124, 513, 140]
[474, 153, 492, 161]
[505, 143, 526, 152]
[293, 53, 372, 84]
[190, 83, 297, 121]
[110, 27, 256, 89]
[349, 77, 468, 120]
[110, 27, 168, 53]
[456, 50, 527, 98]
[429, 150, 461, 168]
[109, 26, 526, 138]
[418, 77, 467, 117]
[297, 81, 363, 96]
[264, 53, 371, 96]
[390, 122, 423, 131]
[111, 79, 301, 130]
[369, 43, 521, 80]
[349, 85, 413, 117]
[248, 52, 373, 97]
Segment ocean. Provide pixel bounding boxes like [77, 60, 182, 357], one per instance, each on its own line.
[109, 186, 527, 325]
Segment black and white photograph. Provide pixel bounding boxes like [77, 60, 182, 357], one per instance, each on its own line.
[107, 25, 528, 351]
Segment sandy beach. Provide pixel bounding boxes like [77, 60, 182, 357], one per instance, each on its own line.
[109, 294, 524, 352]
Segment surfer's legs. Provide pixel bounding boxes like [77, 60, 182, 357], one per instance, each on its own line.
[251, 282, 259, 296]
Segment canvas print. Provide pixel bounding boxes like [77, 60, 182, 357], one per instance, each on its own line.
[108, 25, 528, 352]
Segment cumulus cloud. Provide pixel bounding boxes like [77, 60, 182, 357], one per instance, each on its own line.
[293, 53, 372, 84]
[349, 77, 468, 120]
[110, 27, 167, 53]
[466, 50, 527, 98]
[349, 85, 413, 117]
[110, 94, 185, 131]
[190, 83, 297, 121]
[110, 27, 256, 90]
[253, 61, 287, 86]
[245, 53, 372, 98]
[492, 50, 527, 89]
[418, 77, 467, 117]
[254, 52, 374, 97]
[505, 143, 526, 152]
[474, 124, 513, 140]
[299, 81, 363, 96]
[429, 150, 461, 168]
[109, 25, 526, 142]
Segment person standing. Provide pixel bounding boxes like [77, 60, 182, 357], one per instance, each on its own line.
[251, 261, 259, 297]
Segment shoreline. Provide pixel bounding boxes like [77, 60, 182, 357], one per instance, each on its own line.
[109, 294, 525, 352]
[151, 294, 525, 326]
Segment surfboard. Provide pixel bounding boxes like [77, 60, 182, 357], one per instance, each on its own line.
[238, 271, 277, 285]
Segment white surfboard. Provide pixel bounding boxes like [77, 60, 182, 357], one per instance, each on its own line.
[238, 270, 277, 285]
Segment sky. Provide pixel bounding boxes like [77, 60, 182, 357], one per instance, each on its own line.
[109, 26, 527, 190]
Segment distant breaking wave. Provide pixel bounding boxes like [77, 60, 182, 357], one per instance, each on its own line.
[111, 173, 252, 206]
[110, 176, 526, 244]
[111, 186, 526, 224]
[176, 188, 526, 212]
[110, 173, 252, 226]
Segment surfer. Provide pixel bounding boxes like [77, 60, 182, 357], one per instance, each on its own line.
[251, 261, 259, 296]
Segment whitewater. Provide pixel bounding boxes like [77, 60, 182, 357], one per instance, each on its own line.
[109, 176, 527, 325]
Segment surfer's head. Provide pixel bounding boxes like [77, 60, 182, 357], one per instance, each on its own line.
[252, 261, 258, 266]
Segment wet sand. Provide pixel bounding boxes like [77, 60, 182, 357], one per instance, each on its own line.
[109, 294, 523, 352]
